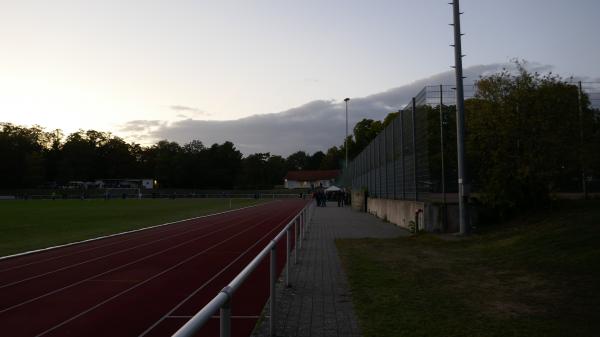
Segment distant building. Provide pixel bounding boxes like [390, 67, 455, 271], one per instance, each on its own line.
[95, 178, 155, 189]
[284, 170, 340, 189]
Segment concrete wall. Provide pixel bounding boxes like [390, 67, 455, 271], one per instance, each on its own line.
[351, 190, 365, 211]
[360, 197, 462, 233]
[366, 198, 425, 231]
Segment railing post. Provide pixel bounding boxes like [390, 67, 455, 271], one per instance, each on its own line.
[220, 287, 232, 337]
[301, 210, 305, 236]
[294, 218, 298, 264]
[303, 209, 306, 236]
[298, 216, 302, 249]
[269, 245, 277, 337]
[304, 209, 308, 233]
[301, 211, 304, 234]
[285, 228, 290, 287]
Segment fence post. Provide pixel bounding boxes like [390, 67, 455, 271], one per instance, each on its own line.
[392, 117, 396, 200]
[383, 128, 387, 198]
[412, 97, 418, 201]
[304, 208, 308, 233]
[578, 81, 588, 199]
[367, 146, 371, 195]
[371, 144, 375, 197]
[294, 218, 298, 265]
[440, 84, 448, 230]
[285, 228, 290, 287]
[400, 109, 405, 199]
[270, 245, 277, 337]
[377, 136, 381, 197]
[303, 209, 307, 236]
[298, 216, 302, 249]
[220, 287, 232, 337]
[300, 212, 304, 241]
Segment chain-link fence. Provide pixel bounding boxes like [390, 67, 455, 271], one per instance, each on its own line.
[342, 82, 600, 201]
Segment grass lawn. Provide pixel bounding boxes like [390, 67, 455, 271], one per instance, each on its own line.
[0, 198, 262, 257]
[337, 200, 600, 337]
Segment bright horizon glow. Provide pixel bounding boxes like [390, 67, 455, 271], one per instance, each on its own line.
[1, 0, 599, 143]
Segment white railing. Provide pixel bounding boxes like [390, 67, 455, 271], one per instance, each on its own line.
[172, 200, 315, 337]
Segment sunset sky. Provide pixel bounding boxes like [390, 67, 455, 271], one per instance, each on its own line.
[1, 0, 599, 150]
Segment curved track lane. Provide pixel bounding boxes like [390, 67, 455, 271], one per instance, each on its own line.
[0, 199, 307, 337]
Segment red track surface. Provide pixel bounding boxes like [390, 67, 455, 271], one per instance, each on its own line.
[0, 199, 307, 337]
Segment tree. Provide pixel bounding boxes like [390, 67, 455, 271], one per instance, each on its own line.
[142, 140, 184, 188]
[58, 131, 98, 182]
[266, 155, 287, 186]
[350, 118, 383, 159]
[238, 152, 270, 188]
[286, 151, 309, 171]
[306, 151, 325, 170]
[464, 62, 598, 212]
[0, 124, 49, 188]
[205, 141, 242, 189]
[320, 146, 343, 170]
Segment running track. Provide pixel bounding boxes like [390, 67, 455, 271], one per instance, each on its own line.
[0, 199, 308, 337]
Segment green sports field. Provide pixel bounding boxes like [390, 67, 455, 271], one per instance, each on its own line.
[337, 200, 600, 337]
[0, 198, 262, 257]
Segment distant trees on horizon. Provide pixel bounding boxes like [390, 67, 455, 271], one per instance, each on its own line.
[0, 122, 374, 190]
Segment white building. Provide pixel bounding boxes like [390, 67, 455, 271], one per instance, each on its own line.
[96, 178, 155, 189]
[284, 170, 340, 189]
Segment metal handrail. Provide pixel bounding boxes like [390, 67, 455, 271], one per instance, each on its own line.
[172, 200, 315, 337]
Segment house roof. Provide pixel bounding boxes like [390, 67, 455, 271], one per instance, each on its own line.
[284, 170, 340, 181]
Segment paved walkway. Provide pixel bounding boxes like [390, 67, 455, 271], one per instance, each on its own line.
[252, 202, 408, 337]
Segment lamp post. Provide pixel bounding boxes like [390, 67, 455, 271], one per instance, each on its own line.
[451, 0, 469, 235]
[344, 98, 350, 169]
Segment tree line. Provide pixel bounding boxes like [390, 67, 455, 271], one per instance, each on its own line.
[0, 119, 386, 190]
[463, 66, 600, 212]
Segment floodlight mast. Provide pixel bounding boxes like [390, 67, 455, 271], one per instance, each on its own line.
[451, 0, 469, 235]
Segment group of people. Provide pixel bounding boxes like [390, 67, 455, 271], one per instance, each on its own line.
[312, 187, 351, 207]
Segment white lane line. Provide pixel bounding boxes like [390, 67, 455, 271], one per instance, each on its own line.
[166, 316, 263, 319]
[0, 218, 212, 274]
[0, 202, 265, 262]
[35, 207, 294, 337]
[0, 208, 261, 289]
[0, 206, 278, 314]
[137, 206, 299, 337]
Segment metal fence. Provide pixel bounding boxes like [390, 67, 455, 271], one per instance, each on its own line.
[343, 85, 470, 201]
[343, 82, 600, 200]
[172, 200, 315, 337]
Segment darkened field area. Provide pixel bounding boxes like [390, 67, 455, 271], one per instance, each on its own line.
[0, 198, 262, 257]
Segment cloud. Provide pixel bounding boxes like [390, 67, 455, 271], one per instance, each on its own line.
[169, 105, 208, 118]
[121, 62, 561, 156]
[119, 119, 165, 132]
[119, 120, 168, 144]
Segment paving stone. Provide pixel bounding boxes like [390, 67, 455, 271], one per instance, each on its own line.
[252, 202, 408, 337]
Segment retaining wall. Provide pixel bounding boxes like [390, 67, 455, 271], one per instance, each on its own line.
[351, 194, 461, 233]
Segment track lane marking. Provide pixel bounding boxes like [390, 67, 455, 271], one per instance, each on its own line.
[0, 205, 270, 289]
[0, 201, 266, 263]
[34, 204, 299, 337]
[138, 203, 303, 337]
[166, 316, 263, 319]
[0, 205, 281, 314]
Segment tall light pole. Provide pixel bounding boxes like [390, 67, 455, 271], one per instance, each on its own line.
[344, 98, 350, 169]
[451, 0, 469, 235]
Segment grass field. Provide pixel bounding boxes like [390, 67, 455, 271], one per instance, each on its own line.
[0, 198, 262, 257]
[337, 200, 600, 337]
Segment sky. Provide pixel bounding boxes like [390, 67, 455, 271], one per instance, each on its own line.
[1, 0, 599, 155]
